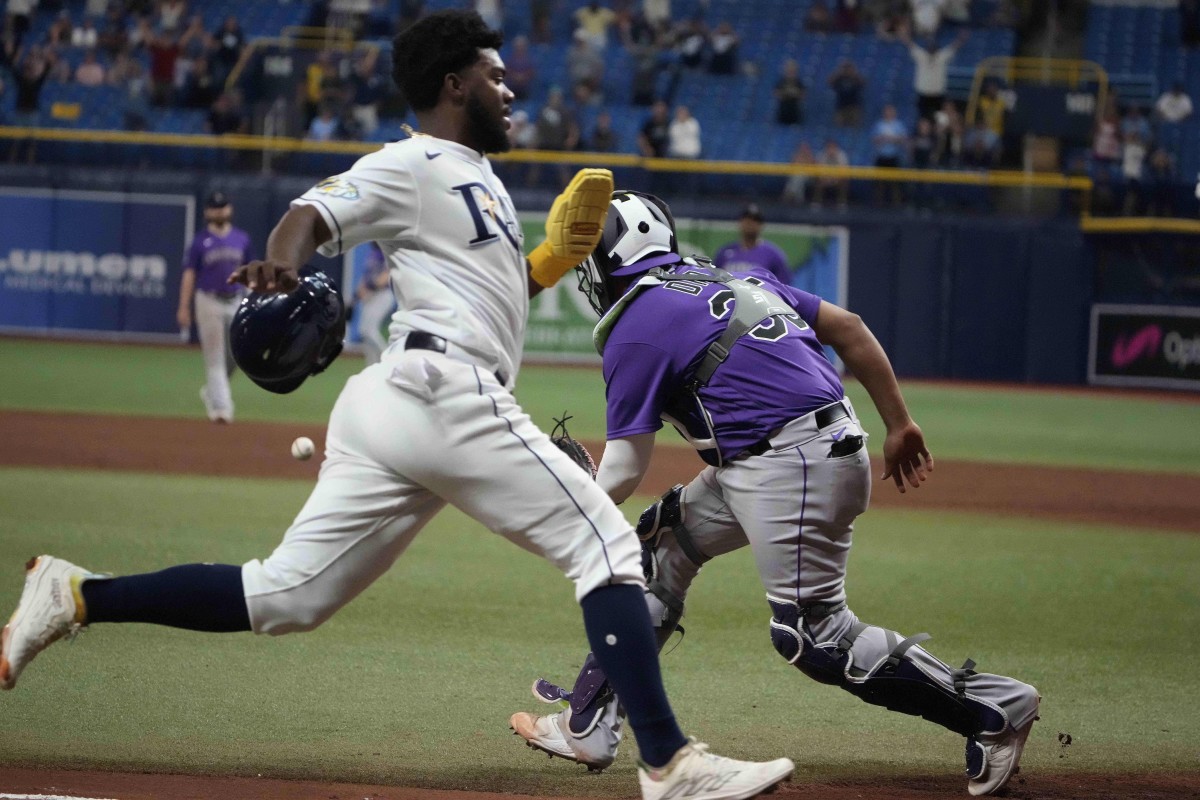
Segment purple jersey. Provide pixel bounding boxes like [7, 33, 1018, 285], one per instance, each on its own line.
[713, 240, 791, 284]
[603, 264, 843, 463]
[184, 226, 254, 293]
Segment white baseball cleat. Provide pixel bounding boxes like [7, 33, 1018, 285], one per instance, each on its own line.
[0, 556, 93, 690]
[966, 696, 1040, 796]
[638, 740, 794, 800]
[509, 702, 621, 772]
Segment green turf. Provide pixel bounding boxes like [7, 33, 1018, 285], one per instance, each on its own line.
[0, 467, 1196, 794]
[2, 338, 1198, 473]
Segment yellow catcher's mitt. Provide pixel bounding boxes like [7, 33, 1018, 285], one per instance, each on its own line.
[528, 168, 614, 288]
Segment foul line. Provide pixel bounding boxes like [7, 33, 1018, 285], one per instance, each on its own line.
[0, 794, 120, 800]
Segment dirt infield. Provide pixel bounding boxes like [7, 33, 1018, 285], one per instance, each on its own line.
[1, 410, 1196, 534]
[1, 408, 1197, 798]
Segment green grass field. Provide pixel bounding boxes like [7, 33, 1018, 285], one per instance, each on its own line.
[0, 339, 1198, 794]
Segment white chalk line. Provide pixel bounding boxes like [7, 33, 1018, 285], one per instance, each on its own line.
[0, 794, 120, 800]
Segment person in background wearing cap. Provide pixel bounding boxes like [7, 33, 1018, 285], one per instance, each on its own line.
[177, 191, 255, 423]
[712, 203, 792, 284]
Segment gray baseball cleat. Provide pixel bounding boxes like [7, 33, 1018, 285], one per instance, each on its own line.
[0, 556, 95, 690]
[966, 694, 1041, 796]
[509, 698, 622, 772]
[638, 740, 794, 800]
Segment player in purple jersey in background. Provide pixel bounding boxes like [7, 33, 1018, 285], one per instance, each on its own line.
[177, 191, 254, 423]
[510, 191, 1040, 797]
[712, 203, 791, 284]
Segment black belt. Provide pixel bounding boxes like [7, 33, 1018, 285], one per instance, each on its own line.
[404, 331, 508, 386]
[743, 400, 850, 458]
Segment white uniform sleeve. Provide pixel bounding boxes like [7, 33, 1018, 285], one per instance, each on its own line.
[291, 157, 419, 257]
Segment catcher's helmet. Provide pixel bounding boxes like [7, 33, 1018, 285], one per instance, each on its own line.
[230, 268, 346, 394]
[575, 190, 677, 316]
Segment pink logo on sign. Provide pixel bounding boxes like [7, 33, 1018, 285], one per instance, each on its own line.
[1111, 324, 1162, 368]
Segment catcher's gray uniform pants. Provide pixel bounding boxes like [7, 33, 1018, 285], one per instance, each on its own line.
[195, 290, 239, 420]
[649, 400, 1038, 734]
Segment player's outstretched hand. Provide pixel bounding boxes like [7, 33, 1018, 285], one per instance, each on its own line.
[881, 420, 933, 494]
[229, 260, 301, 294]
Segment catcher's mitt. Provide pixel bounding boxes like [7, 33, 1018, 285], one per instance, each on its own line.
[550, 412, 597, 479]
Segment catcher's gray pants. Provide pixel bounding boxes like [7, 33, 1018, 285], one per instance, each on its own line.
[195, 290, 239, 420]
[649, 401, 1038, 733]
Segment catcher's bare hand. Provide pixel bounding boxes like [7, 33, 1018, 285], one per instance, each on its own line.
[881, 420, 933, 493]
[228, 260, 300, 294]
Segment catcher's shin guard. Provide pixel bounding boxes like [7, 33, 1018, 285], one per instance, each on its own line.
[768, 598, 1010, 738]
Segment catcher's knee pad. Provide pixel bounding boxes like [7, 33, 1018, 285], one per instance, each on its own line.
[637, 483, 708, 569]
[768, 598, 1006, 737]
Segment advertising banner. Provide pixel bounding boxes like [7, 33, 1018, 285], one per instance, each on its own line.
[343, 217, 848, 365]
[1089, 304, 1200, 391]
[0, 189, 194, 341]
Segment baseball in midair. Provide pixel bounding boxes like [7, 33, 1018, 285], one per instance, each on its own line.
[290, 436, 315, 461]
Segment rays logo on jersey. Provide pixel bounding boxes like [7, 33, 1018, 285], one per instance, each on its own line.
[313, 177, 361, 201]
[452, 182, 521, 252]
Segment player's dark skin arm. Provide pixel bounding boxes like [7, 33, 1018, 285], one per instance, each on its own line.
[812, 299, 933, 493]
[528, 264, 546, 298]
[228, 205, 332, 293]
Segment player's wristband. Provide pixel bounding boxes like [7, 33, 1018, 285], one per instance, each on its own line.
[528, 240, 579, 288]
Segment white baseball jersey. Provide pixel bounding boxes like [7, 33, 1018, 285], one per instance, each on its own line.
[293, 134, 528, 385]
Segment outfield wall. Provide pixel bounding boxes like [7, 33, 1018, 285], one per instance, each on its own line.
[1, 165, 1192, 388]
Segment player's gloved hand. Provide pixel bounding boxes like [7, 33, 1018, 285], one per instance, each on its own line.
[229, 260, 301, 294]
[528, 168, 613, 288]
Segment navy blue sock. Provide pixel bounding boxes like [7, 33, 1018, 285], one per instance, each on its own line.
[580, 583, 687, 768]
[81, 564, 251, 632]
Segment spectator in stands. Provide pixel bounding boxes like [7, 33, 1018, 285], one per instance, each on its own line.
[638, 99, 670, 157]
[74, 49, 105, 87]
[181, 56, 218, 109]
[1180, 0, 1200, 47]
[910, 0, 943, 37]
[774, 58, 806, 125]
[1, 21, 20, 75]
[871, 0, 909, 40]
[158, 0, 187, 34]
[1091, 99, 1121, 178]
[828, 59, 866, 127]
[508, 109, 536, 149]
[708, 21, 739, 75]
[644, 0, 672, 28]
[667, 103, 701, 158]
[148, 31, 180, 106]
[530, 86, 578, 185]
[588, 110, 618, 152]
[307, 103, 340, 141]
[72, 18, 99, 49]
[1120, 104, 1151, 145]
[531, 0, 553, 43]
[107, 51, 138, 86]
[912, 116, 936, 167]
[474, 0, 502, 31]
[575, 2, 617, 51]
[805, 0, 835, 33]
[833, 0, 862, 33]
[1143, 146, 1177, 216]
[901, 23, 967, 123]
[46, 12, 73, 51]
[129, 17, 154, 52]
[304, 50, 336, 128]
[4, 0, 35, 48]
[715, 204, 791, 282]
[872, 104, 909, 168]
[10, 46, 49, 161]
[676, 19, 708, 69]
[505, 35, 536, 101]
[933, 98, 963, 166]
[120, 59, 151, 130]
[1121, 129, 1148, 215]
[619, 9, 657, 47]
[213, 16, 244, 84]
[782, 141, 816, 205]
[98, 6, 129, 58]
[206, 89, 246, 135]
[1155, 82, 1193, 124]
[629, 38, 662, 106]
[975, 78, 1005, 141]
[568, 29, 605, 106]
[349, 49, 383, 136]
[962, 121, 999, 168]
[815, 137, 850, 208]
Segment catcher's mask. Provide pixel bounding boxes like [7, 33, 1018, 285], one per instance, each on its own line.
[230, 267, 346, 394]
[575, 190, 677, 317]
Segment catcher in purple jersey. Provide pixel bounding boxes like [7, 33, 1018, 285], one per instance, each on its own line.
[509, 191, 1041, 796]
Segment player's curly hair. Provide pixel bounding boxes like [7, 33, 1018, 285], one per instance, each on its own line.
[392, 10, 505, 112]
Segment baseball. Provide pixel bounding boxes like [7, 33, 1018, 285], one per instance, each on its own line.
[291, 436, 315, 461]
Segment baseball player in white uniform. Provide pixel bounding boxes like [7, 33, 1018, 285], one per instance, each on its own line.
[1, 12, 793, 800]
[508, 191, 1041, 796]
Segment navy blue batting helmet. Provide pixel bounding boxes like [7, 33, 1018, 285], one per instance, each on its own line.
[230, 268, 346, 394]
